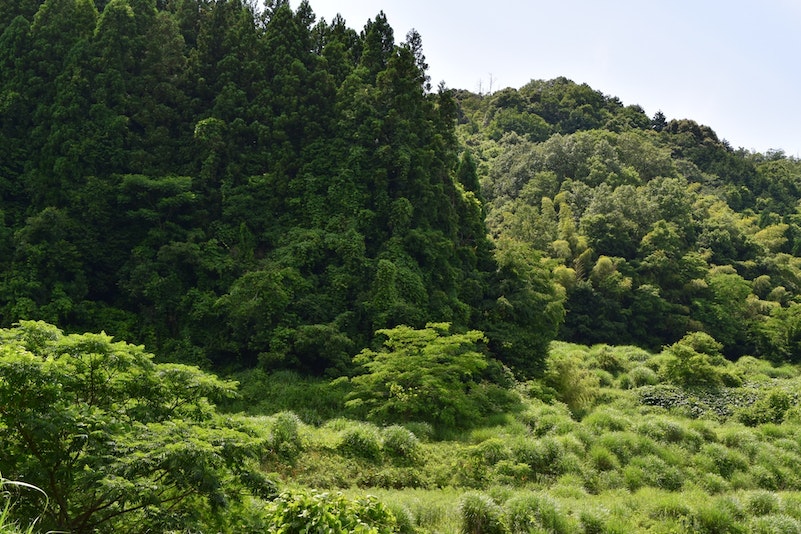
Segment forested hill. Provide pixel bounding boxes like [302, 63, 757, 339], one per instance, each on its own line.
[457, 80, 801, 361]
[2, 0, 801, 377]
[0, 0, 560, 377]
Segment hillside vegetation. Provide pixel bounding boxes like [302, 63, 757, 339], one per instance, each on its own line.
[3, 0, 801, 532]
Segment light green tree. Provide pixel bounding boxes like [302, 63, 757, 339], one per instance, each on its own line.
[346, 323, 494, 430]
[0, 321, 276, 533]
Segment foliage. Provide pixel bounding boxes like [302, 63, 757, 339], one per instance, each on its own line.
[264, 489, 397, 533]
[459, 492, 507, 534]
[662, 332, 728, 388]
[381, 425, 423, 465]
[346, 323, 502, 431]
[0, 321, 276, 533]
[542, 344, 600, 417]
[1, 0, 564, 380]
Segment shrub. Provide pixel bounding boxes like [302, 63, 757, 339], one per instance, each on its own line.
[625, 365, 659, 388]
[387, 503, 417, 534]
[382, 425, 422, 465]
[543, 349, 600, 418]
[228, 369, 350, 423]
[697, 472, 731, 494]
[629, 456, 684, 491]
[338, 425, 383, 463]
[505, 492, 574, 534]
[689, 503, 744, 534]
[596, 432, 646, 464]
[269, 411, 303, 461]
[737, 387, 793, 426]
[749, 514, 801, 534]
[593, 368, 616, 387]
[459, 492, 507, 534]
[493, 460, 533, 485]
[588, 345, 625, 374]
[748, 491, 781, 516]
[579, 509, 607, 534]
[511, 437, 565, 478]
[0, 322, 277, 533]
[472, 438, 511, 466]
[697, 443, 748, 478]
[589, 444, 619, 472]
[583, 408, 630, 432]
[662, 342, 724, 388]
[646, 491, 692, 521]
[636, 417, 697, 448]
[264, 489, 396, 533]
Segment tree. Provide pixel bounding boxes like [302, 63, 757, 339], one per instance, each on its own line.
[0, 321, 276, 533]
[662, 331, 728, 388]
[651, 110, 667, 132]
[481, 238, 565, 378]
[346, 323, 493, 430]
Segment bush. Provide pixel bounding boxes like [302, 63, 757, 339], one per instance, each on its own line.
[543, 349, 600, 418]
[737, 388, 794, 426]
[459, 492, 507, 534]
[265, 489, 397, 533]
[472, 438, 511, 466]
[624, 365, 659, 388]
[636, 417, 695, 447]
[579, 509, 607, 534]
[589, 444, 619, 472]
[382, 425, 422, 465]
[583, 408, 630, 432]
[588, 345, 625, 374]
[505, 492, 574, 534]
[749, 514, 801, 534]
[662, 342, 724, 388]
[689, 503, 744, 534]
[269, 411, 303, 461]
[628, 456, 684, 491]
[697, 443, 749, 479]
[696, 472, 731, 494]
[386, 503, 417, 534]
[0, 322, 277, 533]
[748, 491, 781, 516]
[338, 425, 383, 463]
[511, 437, 566, 478]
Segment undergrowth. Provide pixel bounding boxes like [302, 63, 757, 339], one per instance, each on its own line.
[236, 340, 801, 532]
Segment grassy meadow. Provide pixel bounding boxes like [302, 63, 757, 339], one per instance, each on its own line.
[228, 341, 801, 533]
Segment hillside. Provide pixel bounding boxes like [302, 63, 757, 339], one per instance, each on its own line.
[456, 80, 801, 361]
[0, 0, 559, 378]
[3, 0, 801, 532]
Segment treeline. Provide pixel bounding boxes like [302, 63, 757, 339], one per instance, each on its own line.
[458, 79, 801, 361]
[4, 0, 801, 376]
[0, 0, 560, 377]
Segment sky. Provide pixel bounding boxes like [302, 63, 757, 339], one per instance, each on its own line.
[303, 0, 801, 156]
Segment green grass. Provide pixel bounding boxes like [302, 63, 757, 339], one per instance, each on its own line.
[232, 342, 801, 532]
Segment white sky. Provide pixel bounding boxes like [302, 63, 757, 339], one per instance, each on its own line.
[304, 0, 801, 156]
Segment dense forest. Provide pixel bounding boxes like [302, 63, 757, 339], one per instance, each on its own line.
[455, 82, 801, 363]
[5, 0, 801, 532]
[0, 0, 559, 378]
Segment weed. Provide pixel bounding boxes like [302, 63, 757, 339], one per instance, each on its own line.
[382, 425, 422, 465]
[748, 491, 781, 516]
[269, 411, 303, 461]
[505, 492, 576, 534]
[338, 424, 383, 463]
[689, 502, 745, 534]
[459, 492, 507, 534]
[589, 444, 619, 472]
[749, 514, 801, 533]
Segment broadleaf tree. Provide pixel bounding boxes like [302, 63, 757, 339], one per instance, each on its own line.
[0, 321, 277, 533]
